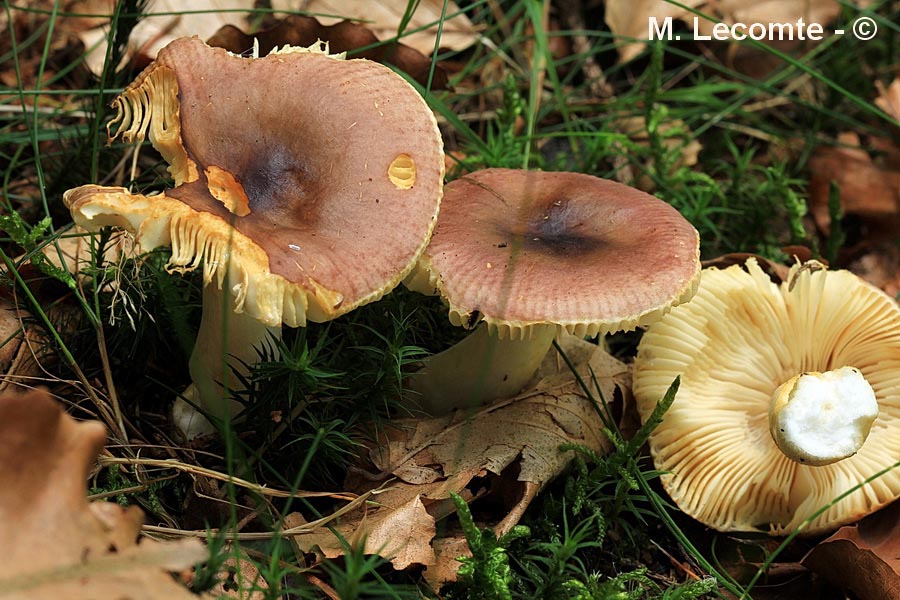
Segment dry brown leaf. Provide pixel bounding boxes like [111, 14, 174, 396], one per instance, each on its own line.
[708, 533, 813, 589]
[606, 0, 871, 64]
[22, 228, 139, 328]
[0, 298, 57, 395]
[375, 336, 622, 494]
[0, 388, 207, 599]
[271, 0, 478, 54]
[287, 336, 627, 584]
[424, 535, 471, 589]
[689, 0, 850, 38]
[808, 132, 900, 234]
[848, 244, 900, 298]
[2, 3, 89, 93]
[807, 130, 899, 296]
[75, 0, 255, 76]
[286, 495, 437, 571]
[876, 79, 900, 123]
[206, 15, 449, 89]
[605, 0, 704, 63]
[209, 556, 269, 600]
[803, 500, 900, 600]
[39, 226, 135, 281]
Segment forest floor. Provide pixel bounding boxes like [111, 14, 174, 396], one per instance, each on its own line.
[1, 1, 899, 599]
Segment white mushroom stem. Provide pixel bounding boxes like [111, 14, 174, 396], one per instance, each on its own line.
[172, 283, 281, 438]
[406, 323, 557, 415]
[769, 366, 878, 466]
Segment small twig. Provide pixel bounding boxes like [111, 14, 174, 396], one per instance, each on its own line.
[234, 505, 265, 533]
[0, 103, 91, 118]
[306, 575, 341, 600]
[104, 441, 225, 460]
[487, 0, 527, 67]
[250, 397, 309, 467]
[97, 455, 358, 500]
[715, 121, 780, 144]
[744, 73, 812, 113]
[141, 489, 376, 541]
[98, 147, 135, 187]
[557, 0, 612, 98]
[96, 321, 126, 440]
[86, 473, 179, 500]
[495, 481, 539, 537]
[650, 540, 702, 581]
[743, 95, 793, 113]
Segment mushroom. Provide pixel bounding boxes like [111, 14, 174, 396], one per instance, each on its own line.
[64, 37, 444, 437]
[404, 168, 701, 414]
[633, 258, 900, 534]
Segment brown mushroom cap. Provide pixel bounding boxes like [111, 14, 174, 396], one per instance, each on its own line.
[412, 169, 700, 338]
[65, 37, 444, 327]
[633, 259, 900, 535]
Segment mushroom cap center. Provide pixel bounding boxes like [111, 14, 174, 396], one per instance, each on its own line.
[516, 197, 603, 255]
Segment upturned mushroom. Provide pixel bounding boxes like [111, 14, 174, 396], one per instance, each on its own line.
[64, 37, 444, 437]
[404, 168, 701, 414]
[633, 258, 900, 534]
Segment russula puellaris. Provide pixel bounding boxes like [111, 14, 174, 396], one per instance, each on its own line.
[64, 37, 444, 437]
[634, 258, 900, 534]
[404, 168, 701, 414]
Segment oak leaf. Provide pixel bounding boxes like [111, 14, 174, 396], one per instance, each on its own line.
[287, 336, 627, 584]
[285, 495, 436, 571]
[0, 388, 207, 599]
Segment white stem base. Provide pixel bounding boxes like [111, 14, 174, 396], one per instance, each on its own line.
[172, 384, 221, 439]
[405, 323, 556, 415]
[769, 366, 878, 466]
[174, 284, 281, 439]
